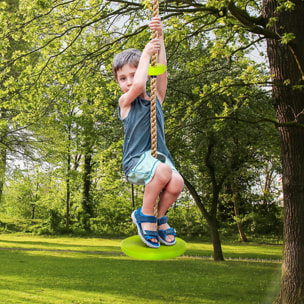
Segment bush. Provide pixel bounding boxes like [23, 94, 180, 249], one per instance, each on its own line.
[167, 204, 208, 238]
[247, 203, 283, 236]
[90, 203, 135, 236]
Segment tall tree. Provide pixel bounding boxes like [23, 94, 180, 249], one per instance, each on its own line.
[154, 1, 304, 301]
[0, 0, 45, 203]
[0, 0, 21, 202]
[163, 34, 278, 260]
[262, 2, 304, 302]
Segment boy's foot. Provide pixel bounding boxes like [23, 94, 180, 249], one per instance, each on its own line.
[131, 208, 160, 248]
[141, 222, 158, 244]
[158, 216, 176, 246]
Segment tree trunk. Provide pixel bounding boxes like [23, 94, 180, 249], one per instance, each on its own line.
[31, 205, 35, 220]
[82, 152, 92, 214]
[0, 110, 8, 204]
[263, 0, 304, 302]
[66, 151, 71, 228]
[0, 141, 7, 204]
[207, 217, 225, 261]
[231, 183, 248, 242]
[183, 175, 224, 261]
[65, 124, 72, 228]
[81, 152, 93, 231]
[233, 198, 247, 242]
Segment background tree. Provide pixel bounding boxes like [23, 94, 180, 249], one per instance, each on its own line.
[0, 0, 40, 203]
[163, 34, 279, 260]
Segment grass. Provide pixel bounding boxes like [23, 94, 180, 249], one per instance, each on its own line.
[0, 234, 282, 304]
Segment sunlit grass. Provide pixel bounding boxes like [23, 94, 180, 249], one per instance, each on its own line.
[0, 250, 281, 304]
[0, 234, 282, 260]
[0, 234, 282, 304]
[185, 242, 282, 261]
[0, 234, 122, 253]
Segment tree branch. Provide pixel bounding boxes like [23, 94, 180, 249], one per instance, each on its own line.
[227, 1, 279, 39]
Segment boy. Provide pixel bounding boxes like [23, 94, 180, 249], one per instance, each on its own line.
[113, 17, 184, 248]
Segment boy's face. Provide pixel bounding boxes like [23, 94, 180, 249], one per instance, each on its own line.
[116, 64, 137, 93]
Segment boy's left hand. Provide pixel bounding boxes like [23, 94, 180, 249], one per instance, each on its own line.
[148, 17, 163, 37]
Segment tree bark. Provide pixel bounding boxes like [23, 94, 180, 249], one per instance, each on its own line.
[81, 151, 93, 232]
[183, 175, 225, 261]
[229, 180, 248, 242]
[233, 196, 248, 243]
[82, 152, 93, 215]
[0, 142, 7, 204]
[66, 149, 71, 228]
[0, 118, 8, 205]
[263, 0, 304, 302]
[207, 216, 225, 261]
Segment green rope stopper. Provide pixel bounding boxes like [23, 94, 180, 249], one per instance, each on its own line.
[148, 63, 166, 76]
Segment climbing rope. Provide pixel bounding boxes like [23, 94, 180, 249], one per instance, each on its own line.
[149, 0, 161, 221]
[150, 0, 159, 159]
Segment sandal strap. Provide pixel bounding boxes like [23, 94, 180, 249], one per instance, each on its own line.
[158, 216, 168, 226]
[143, 230, 159, 241]
[136, 208, 157, 224]
[160, 227, 176, 236]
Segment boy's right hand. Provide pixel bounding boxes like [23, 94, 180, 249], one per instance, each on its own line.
[143, 38, 161, 57]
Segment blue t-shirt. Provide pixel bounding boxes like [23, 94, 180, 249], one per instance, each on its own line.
[118, 96, 174, 176]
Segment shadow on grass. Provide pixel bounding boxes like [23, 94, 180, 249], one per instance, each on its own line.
[0, 249, 281, 304]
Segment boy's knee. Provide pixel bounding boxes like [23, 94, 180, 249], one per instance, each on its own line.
[172, 173, 184, 194]
[155, 163, 172, 185]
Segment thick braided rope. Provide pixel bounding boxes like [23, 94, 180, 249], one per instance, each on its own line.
[150, 0, 159, 159]
[150, 0, 159, 220]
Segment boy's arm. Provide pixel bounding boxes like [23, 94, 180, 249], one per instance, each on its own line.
[149, 17, 167, 105]
[119, 40, 160, 111]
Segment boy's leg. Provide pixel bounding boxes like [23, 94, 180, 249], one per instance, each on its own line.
[157, 172, 184, 243]
[141, 163, 173, 244]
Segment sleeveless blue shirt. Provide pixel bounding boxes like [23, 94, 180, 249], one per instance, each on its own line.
[118, 96, 174, 176]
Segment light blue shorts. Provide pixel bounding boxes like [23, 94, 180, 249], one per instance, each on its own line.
[127, 150, 177, 185]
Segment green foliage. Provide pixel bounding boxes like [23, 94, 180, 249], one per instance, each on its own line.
[90, 204, 134, 236]
[167, 203, 208, 238]
[0, 0, 283, 244]
[276, 0, 296, 12]
[0, 218, 45, 234]
[248, 203, 283, 236]
[280, 32, 296, 44]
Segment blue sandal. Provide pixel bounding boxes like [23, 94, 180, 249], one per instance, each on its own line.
[131, 207, 160, 249]
[158, 216, 176, 246]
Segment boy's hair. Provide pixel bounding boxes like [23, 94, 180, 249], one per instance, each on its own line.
[112, 48, 142, 80]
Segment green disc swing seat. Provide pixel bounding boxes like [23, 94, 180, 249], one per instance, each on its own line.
[121, 235, 186, 260]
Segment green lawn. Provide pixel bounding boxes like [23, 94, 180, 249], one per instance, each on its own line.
[0, 234, 282, 304]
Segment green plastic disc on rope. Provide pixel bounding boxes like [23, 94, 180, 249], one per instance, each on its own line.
[121, 235, 186, 260]
[148, 63, 166, 76]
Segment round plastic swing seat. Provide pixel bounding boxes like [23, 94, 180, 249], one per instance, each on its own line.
[121, 235, 186, 260]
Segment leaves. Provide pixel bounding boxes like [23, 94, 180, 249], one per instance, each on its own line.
[280, 32, 296, 45]
[0, 0, 281, 239]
